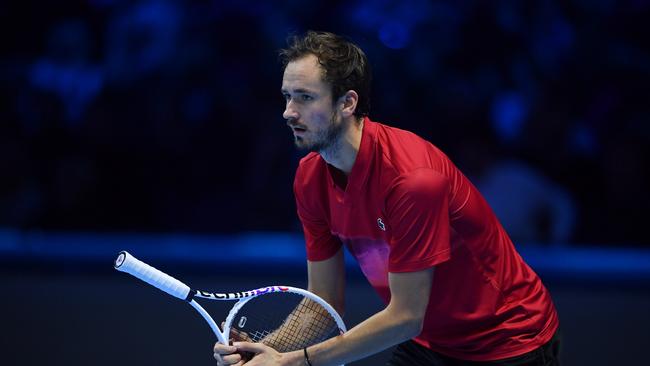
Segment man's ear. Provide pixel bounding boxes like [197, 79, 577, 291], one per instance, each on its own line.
[338, 90, 359, 118]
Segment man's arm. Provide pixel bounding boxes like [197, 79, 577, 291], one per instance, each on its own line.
[236, 266, 434, 366]
[307, 247, 346, 315]
[257, 248, 347, 351]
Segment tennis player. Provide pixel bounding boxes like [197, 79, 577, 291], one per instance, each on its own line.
[214, 31, 560, 366]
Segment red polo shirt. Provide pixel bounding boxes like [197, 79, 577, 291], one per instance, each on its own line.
[293, 118, 559, 360]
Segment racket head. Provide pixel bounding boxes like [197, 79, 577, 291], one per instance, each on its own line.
[223, 286, 345, 353]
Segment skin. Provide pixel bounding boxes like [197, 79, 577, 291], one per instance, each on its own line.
[213, 54, 435, 366]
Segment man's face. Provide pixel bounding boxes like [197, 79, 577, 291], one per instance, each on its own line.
[281, 54, 344, 152]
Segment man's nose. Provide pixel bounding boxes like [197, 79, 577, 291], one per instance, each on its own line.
[283, 100, 299, 120]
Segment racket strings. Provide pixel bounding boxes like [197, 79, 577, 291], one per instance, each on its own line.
[231, 293, 339, 353]
[263, 297, 338, 352]
[248, 329, 271, 342]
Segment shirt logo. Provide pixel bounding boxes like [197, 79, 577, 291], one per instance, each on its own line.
[377, 218, 386, 231]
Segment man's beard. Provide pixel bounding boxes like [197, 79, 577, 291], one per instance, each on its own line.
[294, 112, 345, 154]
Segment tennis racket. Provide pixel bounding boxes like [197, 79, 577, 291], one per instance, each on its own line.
[114, 250, 346, 364]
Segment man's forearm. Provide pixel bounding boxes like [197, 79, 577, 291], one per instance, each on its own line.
[282, 304, 422, 366]
[261, 297, 337, 352]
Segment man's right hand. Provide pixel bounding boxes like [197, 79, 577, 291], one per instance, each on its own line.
[213, 343, 245, 365]
[213, 327, 255, 365]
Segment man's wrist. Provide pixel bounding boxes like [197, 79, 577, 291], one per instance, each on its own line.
[283, 350, 306, 366]
[304, 347, 313, 366]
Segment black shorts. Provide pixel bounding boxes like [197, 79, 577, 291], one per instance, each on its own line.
[387, 330, 561, 366]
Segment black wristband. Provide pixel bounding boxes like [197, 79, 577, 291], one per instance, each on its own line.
[304, 347, 313, 366]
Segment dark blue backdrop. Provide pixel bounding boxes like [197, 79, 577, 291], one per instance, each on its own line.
[2, 0, 649, 244]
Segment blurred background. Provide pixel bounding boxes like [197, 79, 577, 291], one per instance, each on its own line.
[1, 0, 649, 365]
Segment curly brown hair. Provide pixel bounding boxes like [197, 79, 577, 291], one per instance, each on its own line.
[279, 31, 371, 118]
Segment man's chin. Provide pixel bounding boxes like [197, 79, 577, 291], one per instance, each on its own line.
[294, 138, 321, 153]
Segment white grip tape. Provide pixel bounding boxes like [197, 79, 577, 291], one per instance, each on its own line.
[114, 251, 191, 301]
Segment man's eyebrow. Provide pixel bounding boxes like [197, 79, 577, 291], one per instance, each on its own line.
[281, 88, 316, 94]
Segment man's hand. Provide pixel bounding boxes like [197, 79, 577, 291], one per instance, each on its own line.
[213, 325, 256, 365]
[232, 342, 291, 366]
[213, 343, 245, 366]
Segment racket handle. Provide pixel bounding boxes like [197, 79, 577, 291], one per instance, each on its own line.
[114, 251, 192, 301]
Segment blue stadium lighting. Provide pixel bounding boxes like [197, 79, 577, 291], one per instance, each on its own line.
[378, 22, 410, 49]
[1, 230, 649, 281]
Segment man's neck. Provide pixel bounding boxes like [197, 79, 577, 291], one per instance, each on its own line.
[320, 117, 364, 175]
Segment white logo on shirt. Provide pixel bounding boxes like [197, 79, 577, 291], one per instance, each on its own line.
[377, 218, 386, 231]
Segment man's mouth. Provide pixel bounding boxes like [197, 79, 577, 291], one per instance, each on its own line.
[288, 124, 307, 133]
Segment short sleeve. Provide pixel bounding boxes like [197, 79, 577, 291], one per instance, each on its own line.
[294, 177, 342, 262]
[385, 169, 452, 272]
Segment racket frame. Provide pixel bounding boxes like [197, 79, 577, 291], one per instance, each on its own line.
[114, 251, 346, 363]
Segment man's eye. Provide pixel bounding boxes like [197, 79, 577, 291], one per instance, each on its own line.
[301, 95, 313, 101]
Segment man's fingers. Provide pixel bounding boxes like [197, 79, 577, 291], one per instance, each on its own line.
[213, 343, 238, 354]
[213, 352, 242, 365]
[213, 342, 240, 364]
[233, 341, 268, 353]
[230, 328, 252, 342]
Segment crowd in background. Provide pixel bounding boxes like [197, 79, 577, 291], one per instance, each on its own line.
[1, 0, 648, 245]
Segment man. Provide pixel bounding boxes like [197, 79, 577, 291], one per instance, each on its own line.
[214, 31, 560, 366]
